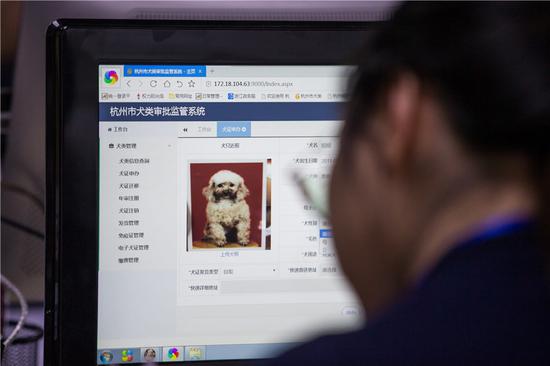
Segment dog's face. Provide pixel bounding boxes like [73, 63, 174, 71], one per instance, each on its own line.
[203, 170, 249, 202]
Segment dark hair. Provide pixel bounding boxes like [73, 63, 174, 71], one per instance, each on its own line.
[345, 3, 550, 260]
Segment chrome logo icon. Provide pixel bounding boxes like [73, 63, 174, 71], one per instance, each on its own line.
[104, 70, 119, 84]
[167, 348, 179, 360]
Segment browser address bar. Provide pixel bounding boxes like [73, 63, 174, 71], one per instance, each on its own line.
[207, 80, 294, 88]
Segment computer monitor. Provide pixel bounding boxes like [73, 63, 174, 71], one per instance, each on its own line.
[46, 20, 375, 365]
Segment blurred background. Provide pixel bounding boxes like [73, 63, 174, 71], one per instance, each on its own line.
[0, 1, 397, 365]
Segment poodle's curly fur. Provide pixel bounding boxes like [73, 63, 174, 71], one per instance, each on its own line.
[202, 170, 251, 247]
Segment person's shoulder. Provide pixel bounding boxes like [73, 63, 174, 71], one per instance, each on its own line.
[269, 313, 434, 366]
[268, 327, 385, 366]
[269, 229, 550, 366]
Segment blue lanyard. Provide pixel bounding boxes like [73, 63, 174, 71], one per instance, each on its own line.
[454, 215, 534, 250]
[413, 215, 534, 290]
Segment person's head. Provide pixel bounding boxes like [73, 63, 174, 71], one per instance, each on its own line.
[331, 3, 550, 315]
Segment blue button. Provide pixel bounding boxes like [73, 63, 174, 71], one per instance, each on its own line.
[320, 229, 333, 238]
[217, 121, 251, 137]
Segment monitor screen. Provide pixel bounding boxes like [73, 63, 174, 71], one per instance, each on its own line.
[97, 64, 362, 364]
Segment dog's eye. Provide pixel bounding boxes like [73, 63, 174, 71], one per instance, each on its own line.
[229, 183, 235, 187]
[217, 184, 223, 188]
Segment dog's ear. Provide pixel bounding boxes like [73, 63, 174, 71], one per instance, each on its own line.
[203, 180, 215, 201]
[236, 182, 250, 201]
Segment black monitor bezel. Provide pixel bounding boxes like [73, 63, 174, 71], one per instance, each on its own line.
[45, 19, 375, 366]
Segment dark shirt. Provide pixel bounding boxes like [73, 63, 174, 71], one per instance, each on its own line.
[271, 222, 550, 365]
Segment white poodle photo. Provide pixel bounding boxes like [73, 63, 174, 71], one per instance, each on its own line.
[202, 170, 251, 247]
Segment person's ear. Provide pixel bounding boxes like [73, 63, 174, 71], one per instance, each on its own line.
[381, 74, 422, 173]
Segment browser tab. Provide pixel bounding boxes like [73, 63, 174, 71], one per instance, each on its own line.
[124, 65, 206, 77]
[217, 121, 252, 137]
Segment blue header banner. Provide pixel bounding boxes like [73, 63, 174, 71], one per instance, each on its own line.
[123, 65, 206, 77]
[99, 102, 344, 122]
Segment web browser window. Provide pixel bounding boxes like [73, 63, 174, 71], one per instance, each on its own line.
[97, 65, 362, 364]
